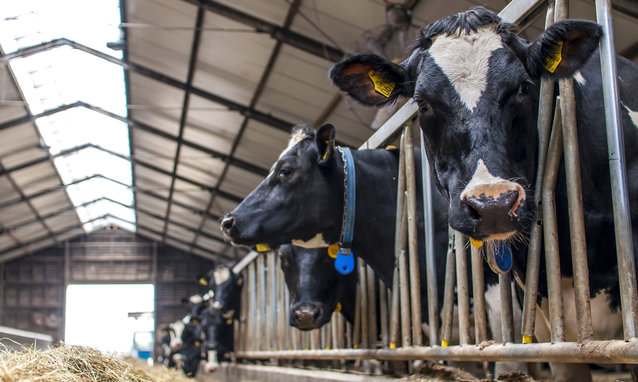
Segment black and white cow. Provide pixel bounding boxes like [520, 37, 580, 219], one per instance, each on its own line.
[205, 264, 244, 321]
[329, 7, 638, 381]
[278, 244, 357, 330]
[201, 306, 234, 373]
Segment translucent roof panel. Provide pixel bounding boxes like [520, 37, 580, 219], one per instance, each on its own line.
[0, 0, 134, 233]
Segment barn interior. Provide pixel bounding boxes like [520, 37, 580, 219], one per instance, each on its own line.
[1, 0, 638, 380]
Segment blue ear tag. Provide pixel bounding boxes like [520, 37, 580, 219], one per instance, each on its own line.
[487, 241, 512, 274]
[335, 249, 355, 275]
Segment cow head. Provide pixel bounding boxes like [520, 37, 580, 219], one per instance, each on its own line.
[279, 245, 356, 330]
[201, 307, 233, 373]
[330, 7, 601, 242]
[207, 264, 243, 319]
[181, 293, 206, 319]
[221, 123, 343, 249]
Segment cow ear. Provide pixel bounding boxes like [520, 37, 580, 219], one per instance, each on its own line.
[330, 54, 411, 106]
[316, 123, 336, 166]
[181, 297, 189, 306]
[526, 20, 602, 79]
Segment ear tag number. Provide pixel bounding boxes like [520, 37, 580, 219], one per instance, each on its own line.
[368, 70, 396, 98]
[544, 41, 563, 74]
[335, 249, 355, 275]
[487, 241, 512, 274]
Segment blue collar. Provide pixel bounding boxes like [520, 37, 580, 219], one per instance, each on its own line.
[334, 147, 356, 275]
[337, 147, 356, 248]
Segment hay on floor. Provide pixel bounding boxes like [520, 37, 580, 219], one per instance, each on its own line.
[0, 340, 192, 382]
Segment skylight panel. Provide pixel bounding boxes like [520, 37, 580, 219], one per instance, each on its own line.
[0, 0, 135, 233]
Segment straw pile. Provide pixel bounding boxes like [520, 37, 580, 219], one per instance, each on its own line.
[0, 341, 192, 382]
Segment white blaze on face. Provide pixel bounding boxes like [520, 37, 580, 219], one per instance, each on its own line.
[268, 128, 313, 179]
[189, 294, 203, 304]
[460, 159, 526, 215]
[624, 104, 638, 128]
[429, 26, 503, 111]
[292, 233, 329, 248]
[213, 267, 231, 285]
[573, 70, 586, 86]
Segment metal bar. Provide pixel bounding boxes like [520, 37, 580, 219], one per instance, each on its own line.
[554, 0, 594, 344]
[235, 339, 638, 363]
[499, 272, 515, 344]
[420, 129, 439, 346]
[454, 231, 471, 345]
[440, 227, 457, 347]
[359, 102, 417, 150]
[404, 126, 423, 346]
[379, 279, 389, 348]
[596, 0, 638, 340]
[542, 98, 565, 343]
[522, 0, 555, 346]
[366, 264, 378, 349]
[471, 245, 488, 344]
[389, 255, 400, 349]
[249, 261, 257, 351]
[498, 0, 546, 24]
[181, 0, 344, 62]
[358, 259, 369, 349]
[268, 251, 277, 350]
[353, 282, 361, 349]
[398, 226, 411, 347]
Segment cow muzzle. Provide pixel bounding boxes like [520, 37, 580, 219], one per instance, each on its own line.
[221, 215, 235, 233]
[291, 302, 325, 330]
[458, 185, 525, 239]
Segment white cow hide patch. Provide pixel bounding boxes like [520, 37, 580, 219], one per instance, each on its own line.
[292, 233, 329, 248]
[213, 267, 231, 285]
[429, 26, 503, 111]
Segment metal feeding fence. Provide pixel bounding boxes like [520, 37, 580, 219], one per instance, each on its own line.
[229, 0, 638, 371]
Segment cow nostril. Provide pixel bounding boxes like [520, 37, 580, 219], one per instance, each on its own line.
[313, 308, 322, 321]
[464, 199, 481, 220]
[464, 190, 519, 219]
[221, 215, 235, 231]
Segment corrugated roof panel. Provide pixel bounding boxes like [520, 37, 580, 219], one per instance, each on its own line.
[220, 165, 263, 198]
[166, 223, 196, 243]
[201, 219, 226, 241]
[0, 122, 41, 158]
[136, 229, 162, 243]
[1, 147, 49, 171]
[0, 177, 21, 205]
[194, 235, 227, 255]
[213, 0, 288, 26]
[137, 213, 165, 233]
[0, 67, 28, 123]
[28, 189, 73, 216]
[171, 186, 210, 212]
[233, 120, 289, 168]
[292, 0, 385, 53]
[43, 210, 80, 231]
[164, 238, 190, 253]
[55, 229, 84, 243]
[127, 0, 198, 83]
[184, 95, 244, 147]
[10, 220, 47, 243]
[0, 202, 35, 227]
[177, 145, 225, 183]
[209, 196, 238, 218]
[167, 204, 200, 230]
[128, 72, 184, 137]
[134, 146, 177, 175]
[0, 235, 16, 252]
[10, 162, 60, 195]
[136, 195, 168, 216]
[135, 170, 172, 199]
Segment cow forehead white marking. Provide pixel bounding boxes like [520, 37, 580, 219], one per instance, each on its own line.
[213, 267, 231, 285]
[429, 26, 503, 111]
[460, 159, 526, 200]
[189, 294, 203, 304]
[291, 233, 330, 248]
[279, 128, 312, 159]
[573, 70, 586, 86]
[624, 104, 638, 128]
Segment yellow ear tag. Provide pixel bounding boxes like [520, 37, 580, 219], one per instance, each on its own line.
[389, 342, 396, 349]
[334, 302, 342, 313]
[199, 278, 208, 286]
[470, 238, 483, 248]
[327, 244, 340, 259]
[353, 344, 360, 349]
[237, 277, 244, 286]
[194, 340, 201, 346]
[385, 145, 397, 150]
[256, 243, 271, 252]
[544, 40, 563, 74]
[226, 319, 233, 325]
[368, 70, 396, 98]
[522, 335, 533, 344]
[441, 339, 450, 347]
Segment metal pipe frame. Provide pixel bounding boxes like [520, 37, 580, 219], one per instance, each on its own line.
[236, 339, 638, 363]
[454, 231, 471, 345]
[596, 0, 638, 340]
[541, 98, 566, 343]
[440, 227, 457, 347]
[470, 245, 488, 344]
[498, 273, 515, 344]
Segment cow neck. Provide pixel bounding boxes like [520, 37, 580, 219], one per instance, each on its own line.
[336, 147, 356, 251]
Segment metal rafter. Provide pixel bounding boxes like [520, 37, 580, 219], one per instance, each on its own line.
[181, 0, 343, 62]
[160, 6, 206, 244]
[188, 0, 302, 251]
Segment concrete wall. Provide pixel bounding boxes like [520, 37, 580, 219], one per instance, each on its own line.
[197, 364, 396, 382]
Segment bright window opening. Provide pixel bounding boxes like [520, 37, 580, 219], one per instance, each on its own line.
[65, 284, 154, 356]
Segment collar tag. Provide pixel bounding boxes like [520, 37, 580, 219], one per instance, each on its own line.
[335, 248, 355, 275]
[487, 241, 512, 274]
[327, 244, 340, 259]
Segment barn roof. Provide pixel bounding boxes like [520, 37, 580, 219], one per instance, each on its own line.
[1, 0, 637, 264]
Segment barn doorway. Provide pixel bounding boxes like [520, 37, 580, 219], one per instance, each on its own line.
[64, 284, 155, 357]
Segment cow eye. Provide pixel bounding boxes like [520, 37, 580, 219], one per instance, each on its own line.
[278, 167, 293, 178]
[518, 81, 531, 96]
[413, 96, 430, 113]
